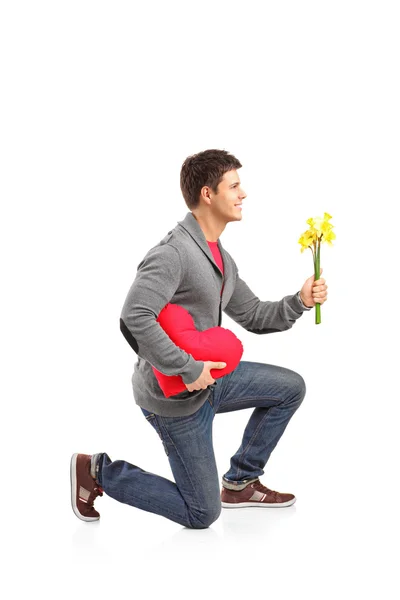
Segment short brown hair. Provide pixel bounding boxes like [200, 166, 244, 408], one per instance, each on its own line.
[180, 149, 242, 210]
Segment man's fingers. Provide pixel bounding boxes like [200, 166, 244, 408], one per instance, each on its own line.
[313, 281, 327, 289]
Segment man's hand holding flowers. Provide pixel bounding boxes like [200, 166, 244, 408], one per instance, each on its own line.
[300, 269, 328, 309]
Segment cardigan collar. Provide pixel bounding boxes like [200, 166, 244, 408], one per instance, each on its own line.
[177, 211, 229, 278]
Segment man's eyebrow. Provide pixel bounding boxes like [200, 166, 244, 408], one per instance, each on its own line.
[229, 181, 240, 187]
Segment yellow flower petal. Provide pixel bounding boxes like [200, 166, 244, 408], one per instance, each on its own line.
[298, 229, 315, 252]
[300, 213, 335, 251]
[322, 230, 336, 245]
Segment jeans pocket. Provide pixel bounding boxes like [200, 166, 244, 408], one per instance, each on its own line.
[144, 413, 170, 457]
[207, 384, 217, 409]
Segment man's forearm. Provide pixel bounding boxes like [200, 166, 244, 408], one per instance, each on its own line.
[224, 271, 311, 333]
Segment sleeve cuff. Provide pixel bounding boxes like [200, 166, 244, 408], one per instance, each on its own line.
[296, 291, 313, 311]
[179, 358, 204, 385]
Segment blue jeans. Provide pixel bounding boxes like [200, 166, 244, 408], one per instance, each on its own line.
[95, 361, 306, 529]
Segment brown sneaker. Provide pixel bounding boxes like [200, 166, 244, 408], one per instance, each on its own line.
[221, 478, 296, 508]
[70, 453, 104, 521]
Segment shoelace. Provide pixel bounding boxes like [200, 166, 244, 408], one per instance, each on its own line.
[252, 480, 278, 499]
[88, 485, 104, 504]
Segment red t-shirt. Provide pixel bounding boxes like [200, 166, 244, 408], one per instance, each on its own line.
[207, 240, 224, 295]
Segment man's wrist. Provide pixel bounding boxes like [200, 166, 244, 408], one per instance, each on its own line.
[297, 291, 312, 310]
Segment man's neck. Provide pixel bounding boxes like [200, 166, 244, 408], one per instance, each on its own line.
[192, 212, 226, 242]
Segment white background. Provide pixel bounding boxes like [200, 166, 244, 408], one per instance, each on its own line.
[1, 1, 399, 598]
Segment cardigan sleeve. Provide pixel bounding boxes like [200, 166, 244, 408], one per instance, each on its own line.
[120, 243, 204, 384]
[223, 265, 310, 334]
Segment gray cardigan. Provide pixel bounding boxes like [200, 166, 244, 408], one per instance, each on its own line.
[120, 211, 310, 416]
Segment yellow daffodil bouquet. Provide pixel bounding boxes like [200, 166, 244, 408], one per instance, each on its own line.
[298, 212, 335, 324]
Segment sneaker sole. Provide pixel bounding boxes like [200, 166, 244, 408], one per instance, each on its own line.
[70, 453, 100, 522]
[221, 497, 296, 508]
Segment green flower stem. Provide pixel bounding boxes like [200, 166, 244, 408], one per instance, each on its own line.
[314, 240, 321, 324]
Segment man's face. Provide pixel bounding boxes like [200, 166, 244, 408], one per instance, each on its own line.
[206, 169, 247, 223]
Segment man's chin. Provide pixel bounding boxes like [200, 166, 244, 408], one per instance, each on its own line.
[222, 212, 242, 224]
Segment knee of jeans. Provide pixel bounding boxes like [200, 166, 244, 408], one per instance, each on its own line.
[189, 502, 221, 529]
[291, 372, 306, 405]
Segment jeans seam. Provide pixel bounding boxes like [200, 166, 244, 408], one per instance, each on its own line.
[217, 395, 281, 413]
[158, 415, 208, 515]
[107, 484, 189, 524]
[224, 395, 280, 405]
[146, 414, 170, 456]
[235, 407, 277, 481]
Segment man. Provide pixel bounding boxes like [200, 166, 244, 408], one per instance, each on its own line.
[71, 149, 328, 528]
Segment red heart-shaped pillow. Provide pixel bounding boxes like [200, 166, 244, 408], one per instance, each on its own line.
[153, 303, 244, 397]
